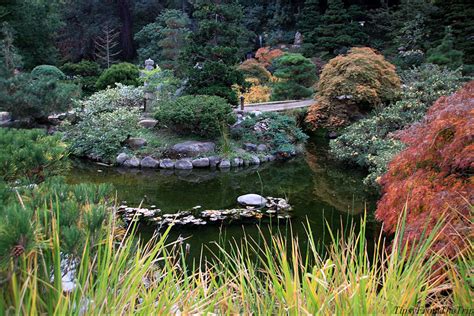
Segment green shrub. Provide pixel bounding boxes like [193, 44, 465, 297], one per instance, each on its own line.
[140, 66, 181, 102]
[271, 53, 317, 101]
[234, 112, 308, 156]
[31, 65, 65, 80]
[184, 61, 244, 105]
[0, 128, 69, 184]
[155, 95, 236, 138]
[0, 73, 79, 120]
[61, 60, 101, 96]
[65, 107, 140, 161]
[329, 64, 463, 187]
[272, 81, 313, 101]
[65, 85, 144, 161]
[426, 27, 463, 70]
[77, 83, 144, 113]
[95, 62, 140, 90]
[0, 177, 113, 265]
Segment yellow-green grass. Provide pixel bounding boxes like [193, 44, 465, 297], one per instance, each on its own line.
[0, 208, 472, 315]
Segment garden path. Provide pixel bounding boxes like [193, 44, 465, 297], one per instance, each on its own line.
[238, 99, 314, 113]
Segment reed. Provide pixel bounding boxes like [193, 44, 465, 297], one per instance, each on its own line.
[0, 206, 471, 314]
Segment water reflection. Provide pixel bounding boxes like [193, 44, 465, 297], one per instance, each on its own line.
[67, 138, 378, 258]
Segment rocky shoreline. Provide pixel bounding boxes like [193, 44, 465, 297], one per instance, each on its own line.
[115, 140, 302, 170]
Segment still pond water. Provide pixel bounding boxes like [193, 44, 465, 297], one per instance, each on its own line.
[67, 137, 379, 258]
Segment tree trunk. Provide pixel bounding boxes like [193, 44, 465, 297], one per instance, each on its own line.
[117, 0, 135, 60]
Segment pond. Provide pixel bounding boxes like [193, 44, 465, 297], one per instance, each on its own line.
[67, 136, 380, 259]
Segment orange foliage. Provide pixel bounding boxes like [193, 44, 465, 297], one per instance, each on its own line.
[376, 81, 474, 258]
[237, 78, 271, 103]
[255, 47, 284, 68]
[238, 59, 272, 83]
[306, 47, 401, 129]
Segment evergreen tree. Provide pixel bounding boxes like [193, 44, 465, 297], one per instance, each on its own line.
[297, 0, 321, 56]
[432, 0, 474, 66]
[57, 0, 118, 62]
[427, 27, 463, 70]
[135, 9, 191, 72]
[316, 0, 366, 56]
[3, 0, 62, 68]
[0, 23, 22, 75]
[271, 53, 317, 100]
[181, 0, 246, 104]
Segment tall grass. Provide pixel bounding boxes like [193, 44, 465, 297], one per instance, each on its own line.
[0, 208, 471, 314]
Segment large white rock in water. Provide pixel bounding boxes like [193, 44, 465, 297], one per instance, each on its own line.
[237, 194, 267, 207]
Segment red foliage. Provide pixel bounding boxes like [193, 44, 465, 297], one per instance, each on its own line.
[255, 47, 284, 68]
[376, 81, 474, 258]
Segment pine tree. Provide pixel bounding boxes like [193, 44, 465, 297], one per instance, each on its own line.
[316, 0, 366, 56]
[0, 23, 22, 75]
[432, 0, 474, 66]
[180, 0, 245, 104]
[94, 24, 121, 68]
[271, 53, 317, 100]
[427, 27, 463, 70]
[135, 9, 190, 73]
[297, 0, 321, 56]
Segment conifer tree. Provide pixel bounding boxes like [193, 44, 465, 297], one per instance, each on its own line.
[135, 9, 191, 72]
[432, 0, 474, 66]
[0, 23, 22, 75]
[427, 27, 463, 70]
[180, 0, 245, 104]
[297, 0, 321, 56]
[316, 0, 366, 56]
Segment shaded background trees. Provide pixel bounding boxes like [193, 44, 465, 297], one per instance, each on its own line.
[0, 0, 472, 74]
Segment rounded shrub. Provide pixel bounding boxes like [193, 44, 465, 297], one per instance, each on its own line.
[271, 53, 317, 101]
[61, 60, 101, 96]
[306, 47, 401, 129]
[254, 47, 284, 68]
[31, 65, 65, 80]
[238, 59, 272, 83]
[61, 60, 101, 77]
[95, 62, 140, 90]
[155, 95, 236, 138]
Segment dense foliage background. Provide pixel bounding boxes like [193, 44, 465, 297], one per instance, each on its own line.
[1, 0, 472, 71]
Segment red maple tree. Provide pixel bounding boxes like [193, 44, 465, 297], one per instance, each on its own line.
[376, 81, 474, 258]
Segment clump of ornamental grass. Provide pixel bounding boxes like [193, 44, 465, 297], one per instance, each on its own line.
[1, 198, 471, 314]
